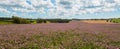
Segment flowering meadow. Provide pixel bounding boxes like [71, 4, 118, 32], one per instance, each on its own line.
[0, 21, 120, 49]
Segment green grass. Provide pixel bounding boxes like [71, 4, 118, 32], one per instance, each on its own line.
[0, 21, 13, 25]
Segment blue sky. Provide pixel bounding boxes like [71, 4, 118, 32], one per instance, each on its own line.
[0, 0, 120, 19]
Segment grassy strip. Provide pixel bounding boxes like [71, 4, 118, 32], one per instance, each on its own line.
[0, 21, 13, 25]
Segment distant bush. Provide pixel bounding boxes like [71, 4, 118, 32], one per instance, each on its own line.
[12, 16, 71, 24]
[109, 18, 120, 23]
[30, 20, 37, 24]
[12, 16, 31, 24]
[37, 19, 71, 23]
[37, 19, 46, 23]
[47, 19, 71, 23]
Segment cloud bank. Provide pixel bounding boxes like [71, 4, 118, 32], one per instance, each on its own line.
[0, 0, 120, 18]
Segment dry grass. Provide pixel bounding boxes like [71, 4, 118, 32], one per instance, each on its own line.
[82, 20, 113, 24]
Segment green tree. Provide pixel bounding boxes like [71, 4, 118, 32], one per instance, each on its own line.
[12, 16, 31, 24]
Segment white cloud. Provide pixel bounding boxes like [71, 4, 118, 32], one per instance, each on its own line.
[30, 0, 54, 8]
[52, 0, 120, 17]
[114, 0, 120, 4]
[12, 8, 36, 13]
[91, 0, 102, 6]
[0, 7, 10, 13]
[0, 0, 120, 18]
[102, 7, 115, 12]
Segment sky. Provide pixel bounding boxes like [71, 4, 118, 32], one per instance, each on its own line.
[0, 0, 120, 19]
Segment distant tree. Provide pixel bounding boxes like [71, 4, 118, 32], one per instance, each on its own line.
[37, 19, 45, 23]
[110, 18, 120, 23]
[12, 16, 31, 24]
[36, 18, 71, 23]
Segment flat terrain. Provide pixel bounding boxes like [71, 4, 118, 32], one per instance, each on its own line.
[0, 21, 120, 49]
[82, 20, 112, 24]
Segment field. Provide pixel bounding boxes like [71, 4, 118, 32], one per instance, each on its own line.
[0, 21, 120, 49]
[82, 20, 112, 24]
[0, 21, 13, 25]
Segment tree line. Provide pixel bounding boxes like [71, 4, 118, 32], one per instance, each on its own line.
[107, 18, 120, 23]
[12, 16, 71, 24]
[1, 16, 120, 24]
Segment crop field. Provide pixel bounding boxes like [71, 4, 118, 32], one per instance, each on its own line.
[0, 21, 120, 49]
[82, 20, 112, 24]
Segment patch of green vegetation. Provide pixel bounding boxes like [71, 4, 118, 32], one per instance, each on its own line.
[0, 16, 71, 24]
[0, 21, 13, 25]
[12, 16, 32, 24]
[111, 41, 120, 47]
[37, 19, 71, 23]
[109, 18, 120, 23]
